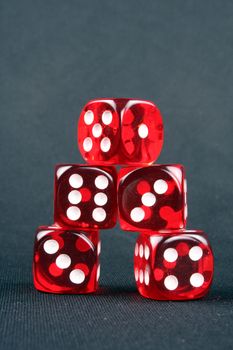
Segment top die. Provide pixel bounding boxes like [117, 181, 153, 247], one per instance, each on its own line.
[78, 98, 164, 165]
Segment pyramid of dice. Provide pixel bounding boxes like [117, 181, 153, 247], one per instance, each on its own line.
[33, 98, 214, 299]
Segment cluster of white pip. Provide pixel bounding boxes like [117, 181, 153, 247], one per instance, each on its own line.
[42, 238, 101, 284]
[135, 243, 204, 290]
[82, 109, 149, 153]
[130, 179, 168, 223]
[66, 173, 109, 223]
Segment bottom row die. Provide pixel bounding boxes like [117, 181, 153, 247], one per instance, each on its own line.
[33, 226, 100, 294]
[134, 230, 214, 300]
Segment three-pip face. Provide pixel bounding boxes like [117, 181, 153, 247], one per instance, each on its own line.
[33, 226, 100, 294]
[118, 165, 187, 231]
[78, 98, 164, 165]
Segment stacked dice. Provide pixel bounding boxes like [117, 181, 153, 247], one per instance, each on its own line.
[33, 98, 214, 299]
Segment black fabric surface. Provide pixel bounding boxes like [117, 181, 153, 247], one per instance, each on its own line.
[0, 1, 233, 349]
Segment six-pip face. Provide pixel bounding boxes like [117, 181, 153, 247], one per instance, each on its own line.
[54, 164, 117, 229]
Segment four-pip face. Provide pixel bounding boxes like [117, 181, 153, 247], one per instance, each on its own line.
[78, 98, 164, 165]
[134, 231, 214, 300]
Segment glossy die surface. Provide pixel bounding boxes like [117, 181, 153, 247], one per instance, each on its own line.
[33, 227, 101, 294]
[78, 98, 163, 165]
[118, 165, 187, 231]
[134, 231, 214, 300]
[54, 165, 117, 229]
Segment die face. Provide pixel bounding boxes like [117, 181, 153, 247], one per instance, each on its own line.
[54, 165, 117, 229]
[121, 100, 163, 164]
[78, 99, 121, 165]
[134, 231, 214, 300]
[78, 98, 164, 165]
[118, 165, 187, 231]
[33, 227, 100, 294]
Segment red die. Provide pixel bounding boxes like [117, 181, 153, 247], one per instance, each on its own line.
[33, 226, 101, 294]
[134, 230, 214, 300]
[118, 165, 187, 231]
[78, 98, 163, 165]
[54, 164, 117, 229]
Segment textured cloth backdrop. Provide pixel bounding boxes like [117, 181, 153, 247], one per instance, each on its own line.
[0, 0, 232, 349]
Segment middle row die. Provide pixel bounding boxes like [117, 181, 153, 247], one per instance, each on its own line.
[54, 164, 187, 231]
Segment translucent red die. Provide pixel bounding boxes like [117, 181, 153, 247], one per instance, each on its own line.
[134, 230, 214, 300]
[54, 164, 117, 229]
[33, 226, 100, 294]
[118, 165, 187, 231]
[78, 98, 164, 165]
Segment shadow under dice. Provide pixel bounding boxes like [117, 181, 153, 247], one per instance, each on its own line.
[78, 98, 164, 165]
[54, 165, 117, 229]
[134, 231, 214, 300]
[33, 227, 100, 294]
[118, 165, 187, 231]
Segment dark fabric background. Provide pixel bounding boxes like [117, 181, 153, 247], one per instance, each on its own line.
[0, 0, 232, 349]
